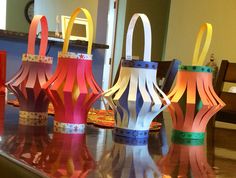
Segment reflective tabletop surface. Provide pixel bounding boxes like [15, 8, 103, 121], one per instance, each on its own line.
[0, 94, 235, 178]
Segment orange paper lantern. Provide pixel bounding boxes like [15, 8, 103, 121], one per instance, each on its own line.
[43, 8, 102, 133]
[6, 15, 52, 121]
[167, 23, 225, 139]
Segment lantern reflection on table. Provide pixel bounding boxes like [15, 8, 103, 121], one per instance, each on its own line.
[36, 132, 95, 178]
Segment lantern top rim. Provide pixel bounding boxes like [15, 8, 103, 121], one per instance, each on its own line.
[121, 59, 158, 69]
[58, 51, 93, 60]
[178, 65, 212, 73]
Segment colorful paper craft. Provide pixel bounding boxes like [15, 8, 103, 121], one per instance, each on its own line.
[167, 23, 225, 139]
[42, 7, 102, 134]
[6, 15, 52, 120]
[104, 13, 170, 138]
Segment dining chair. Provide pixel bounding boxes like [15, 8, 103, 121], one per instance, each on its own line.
[207, 60, 236, 165]
[214, 60, 236, 124]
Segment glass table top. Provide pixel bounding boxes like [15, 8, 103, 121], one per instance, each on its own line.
[0, 94, 235, 178]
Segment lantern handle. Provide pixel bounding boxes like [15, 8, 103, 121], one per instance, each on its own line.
[126, 13, 152, 61]
[62, 8, 93, 55]
[27, 15, 48, 56]
[192, 23, 212, 66]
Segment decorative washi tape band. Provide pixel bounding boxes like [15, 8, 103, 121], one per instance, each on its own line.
[58, 52, 92, 60]
[113, 134, 148, 145]
[172, 129, 205, 140]
[171, 136, 204, 146]
[22, 53, 53, 64]
[122, 60, 158, 69]
[178, 65, 212, 73]
[113, 127, 149, 139]
[19, 110, 48, 126]
[19, 117, 47, 126]
[19, 110, 48, 119]
[54, 120, 85, 134]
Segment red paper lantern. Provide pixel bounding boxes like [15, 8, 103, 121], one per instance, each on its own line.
[6, 15, 52, 122]
[43, 8, 102, 133]
[0, 51, 6, 94]
[36, 133, 95, 177]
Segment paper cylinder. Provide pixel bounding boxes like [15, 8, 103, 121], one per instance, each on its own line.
[36, 132, 95, 177]
[98, 135, 161, 177]
[6, 15, 52, 121]
[158, 143, 215, 178]
[167, 23, 225, 139]
[0, 51, 6, 94]
[104, 13, 170, 138]
[43, 8, 102, 133]
[1, 124, 50, 165]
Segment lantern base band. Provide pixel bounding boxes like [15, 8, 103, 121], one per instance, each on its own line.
[172, 129, 205, 140]
[113, 134, 148, 145]
[113, 127, 149, 139]
[54, 120, 85, 134]
[19, 111, 48, 126]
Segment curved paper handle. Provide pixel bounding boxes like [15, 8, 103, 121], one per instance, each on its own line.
[27, 15, 48, 56]
[126, 13, 152, 61]
[62, 8, 93, 55]
[192, 23, 212, 66]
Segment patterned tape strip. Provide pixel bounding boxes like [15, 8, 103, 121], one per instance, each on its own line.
[22, 53, 53, 64]
[122, 60, 158, 69]
[172, 129, 205, 140]
[113, 134, 148, 145]
[54, 120, 85, 134]
[58, 52, 92, 60]
[19, 110, 48, 126]
[178, 65, 212, 73]
[113, 127, 149, 139]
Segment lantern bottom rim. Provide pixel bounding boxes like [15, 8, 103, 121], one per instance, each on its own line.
[113, 127, 149, 139]
[54, 120, 85, 134]
[172, 129, 205, 143]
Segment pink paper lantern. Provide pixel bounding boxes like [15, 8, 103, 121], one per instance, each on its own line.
[43, 8, 102, 133]
[6, 15, 52, 122]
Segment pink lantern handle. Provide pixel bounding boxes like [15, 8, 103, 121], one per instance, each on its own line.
[62, 8, 93, 55]
[126, 13, 152, 61]
[192, 23, 212, 66]
[27, 15, 48, 56]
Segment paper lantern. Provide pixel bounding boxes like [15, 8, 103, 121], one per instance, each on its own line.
[0, 94, 5, 136]
[36, 132, 95, 177]
[97, 135, 161, 178]
[43, 8, 102, 133]
[158, 142, 215, 178]
[1, 124, 50, 165]
[6, 15, 52, 122]
[104, 13, 170, 138]
[167, 23, 225, 139]
[0, 51, 6, 94]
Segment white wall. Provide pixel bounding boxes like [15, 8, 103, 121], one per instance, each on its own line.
[165, 0, 236, 66]
[0, 0, 6, 30]
[34, 0, 98, 40]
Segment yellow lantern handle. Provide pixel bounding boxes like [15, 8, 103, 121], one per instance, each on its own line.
[62, 7, 93, 54]
[192, 23, 212, 66]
